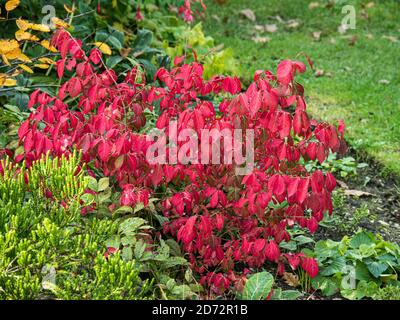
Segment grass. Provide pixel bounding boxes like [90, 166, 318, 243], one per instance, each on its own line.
[203, 0, 400, 176]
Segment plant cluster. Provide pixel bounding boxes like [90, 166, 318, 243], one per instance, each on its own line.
[0, 152, 198, 299]
[309, 230, 400, 300]
[8, 23, 350, 296]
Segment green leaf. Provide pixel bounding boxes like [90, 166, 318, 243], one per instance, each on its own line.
[320, 256, 346, 276]
[112, 205, 133, 217]
[294, 235, 315, 245]
[98, 177, 109, 192]
[106, 55, 123, 69]
[280, 290, 302, 300]
[85, 176, 98, 192]
[349, 231, 374, 249]
[367, 261, 388, 278]
[81, 193, 95, 205]
[105, 235, 120, 249]
[121, 246, 132, 261]
[279, 240, 297, 251]
[108, 35, 123, 50]
[133, 29, 153, 49]
[312, 275, 339, 296]
[241, 272, 274, 300]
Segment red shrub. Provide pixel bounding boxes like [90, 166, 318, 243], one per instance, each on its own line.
[16, 29, 346, 294]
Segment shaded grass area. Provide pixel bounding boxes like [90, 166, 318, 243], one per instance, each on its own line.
[203, 0, 400, 176]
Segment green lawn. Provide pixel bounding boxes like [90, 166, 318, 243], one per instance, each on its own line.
[203, 0, 400, 176]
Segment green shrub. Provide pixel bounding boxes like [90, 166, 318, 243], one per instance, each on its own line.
[307, 230, 400, 300]
[0, 152, 152, 299]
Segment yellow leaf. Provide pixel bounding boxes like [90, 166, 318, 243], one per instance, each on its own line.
[51, 17, 70, 29]
[16, 18, 32, 31]
[15, 30, 39, 41]
[1, 54, 10, 66]
[4, 78, 17, 86]
[34, 63, 50, 69]
[0, 75, 17, 87]
[0, 39, 19, 55]
[30, 23, 51, 32]
[94, 42, 111, 55]
[5, 0, 20, 12]
[19, 64, 34, 73]
[63, 4, 76, 14]
[38, 57, 55, 65]
[40, 40, 57, 52]
[16, 53, 31, 63]
[5, 49, 31, 63]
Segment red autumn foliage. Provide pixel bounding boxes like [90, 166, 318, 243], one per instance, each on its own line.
[13, 29, 346, 294]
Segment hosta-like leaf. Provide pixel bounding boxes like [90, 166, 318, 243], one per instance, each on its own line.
[241, 272, 274, 300]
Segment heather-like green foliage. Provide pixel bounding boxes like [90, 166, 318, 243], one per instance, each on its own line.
[0, 152, 152, 299]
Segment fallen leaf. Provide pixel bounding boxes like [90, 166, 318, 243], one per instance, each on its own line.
[240, 9, 256, 22]
[382, 35, 398, 43]
[251, 36, 271, 43]
[309, 2, 320, 9]
[286, 19, 300, 29]
[378, 79, 390, 85]
[348, 35, 358, 46]
[211, 14, 221, 23]
[265, 24, 278, 33]
[366, 2, 375, 8]
[338, 24, 348, 34]
[254, 24, 265, 32]
[344, 189, 374, 197]
[283, 272, 300, 287]
[312, 31, 322, 41]
[337, 180, 349, 189]
[365, 33, 374, 39]
[314, 69, 324, 77]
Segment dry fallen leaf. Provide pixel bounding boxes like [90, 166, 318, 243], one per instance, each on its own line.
[337, 180, 349, 189]
[251, 36, 271, 43]
[211, 14, 221, 23]
[382, 35, 398, 43]
[239, 9, 256, 22]
[254, 24, 265, 32]
[265, 24, 278, 33]
[366, 2, 375, 8]
[283, 272, 300, 288]
[338, 24, 349, 34]
[286, 19, 300, 29]
[378, 79, 390, 85]
[312, 31, 322, 41]
[365, 33, 374, 39]
[344, 189, 374, 197]
[348, 35, 358, 46]
[309, 2, 320, 9]
[314, 69, 325, 77]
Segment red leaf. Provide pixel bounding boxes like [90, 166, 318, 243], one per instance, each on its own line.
[325, 172, 337, 192]
[264, 240, 280, 262]
[18, 120, 30, 139]
[277, 60, 293, 85]
[67, 77, 82, 98]
[57, 59, 66, 79]
[301, 257, 319, 278]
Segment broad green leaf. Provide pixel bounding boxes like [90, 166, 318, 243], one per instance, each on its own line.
[349, 231, 374, 249]
[280, 290, 302, 300]
[367, 261, 388, 278]
[241, 272, 274, 300]
[98, 177, 109, 192]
